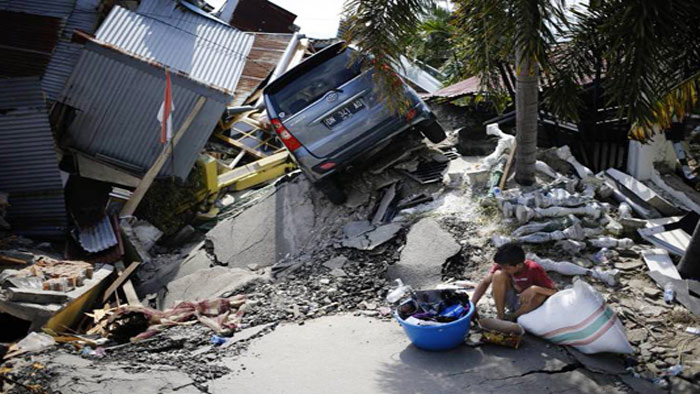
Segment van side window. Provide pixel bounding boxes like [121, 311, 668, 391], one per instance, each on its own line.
[270, 49, 362, 118]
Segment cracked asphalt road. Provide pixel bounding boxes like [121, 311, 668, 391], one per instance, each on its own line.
[205, 314, 628, 394]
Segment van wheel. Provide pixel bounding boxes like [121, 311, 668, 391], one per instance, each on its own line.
[315, 177, 347, 205]
[417, 119, 447, 143]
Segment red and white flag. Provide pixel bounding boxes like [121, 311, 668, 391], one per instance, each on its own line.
[157, 70, 175, 144]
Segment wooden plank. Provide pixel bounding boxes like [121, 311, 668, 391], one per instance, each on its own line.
[218, 151, 289, 187]
[103, 261, 140, 304]
[7, 288, 69, 304]
[76, 152, 141, 188]
[113, 261, 141, 305]
[499, 141, 517, 190]
[241, 117, 265, 130]
[121, 97, 207, 217]
[214, 131, 265, 159]
[0, 251, 33, 265]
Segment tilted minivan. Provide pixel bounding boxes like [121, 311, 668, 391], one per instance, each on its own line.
[263, 41, 445, 203]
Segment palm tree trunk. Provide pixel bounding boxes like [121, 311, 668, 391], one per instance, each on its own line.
[514, 50, 539, 186]
[678, 220, 700, 279]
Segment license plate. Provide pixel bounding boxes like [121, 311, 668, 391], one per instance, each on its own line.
[322, 99, 364, 128]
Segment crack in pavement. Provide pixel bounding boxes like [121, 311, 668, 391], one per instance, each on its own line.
[476, 362, 583, 386]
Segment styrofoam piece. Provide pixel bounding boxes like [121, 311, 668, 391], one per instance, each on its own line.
[638, 226, 690, 257]
[641, 248, 681, 279]
[606, 168, 676, 216]
[650, 170, 700, 215]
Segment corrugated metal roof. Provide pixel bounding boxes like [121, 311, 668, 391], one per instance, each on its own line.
[231, 32, 293, 106]
[96, 4, 254, 95]
[0, 78, 67, 238]
[43, 0, 102, 102]
[0, 10, 63, 78]
[42, 42, 84, 102]
[0, 0, 76, 18]
[63, 0, 101, 39]
[77, 215, 118, 253]
[426, 76, 482, 100]
[58, 38, 229, 180]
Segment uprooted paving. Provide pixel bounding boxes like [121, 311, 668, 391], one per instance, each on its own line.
[1, 132, 699, 393]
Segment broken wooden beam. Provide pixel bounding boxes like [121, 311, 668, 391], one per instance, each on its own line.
[104, 261, 141, 305]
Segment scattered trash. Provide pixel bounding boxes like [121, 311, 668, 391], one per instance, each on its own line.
[478, 318, 525, 349]
[4, 333, 56, 360]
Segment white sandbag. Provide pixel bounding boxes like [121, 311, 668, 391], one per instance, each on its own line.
[517, 279, 633, 354]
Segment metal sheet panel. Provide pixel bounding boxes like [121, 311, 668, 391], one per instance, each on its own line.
[0, 0, 76, 18]
[0, 10, 62, 78]
[77, 215, 117, 253]
[59, 41, 228, 180]
[42, 0, 102, 101]
[97, 4, 254, 95]
[0, 78, 67, 238]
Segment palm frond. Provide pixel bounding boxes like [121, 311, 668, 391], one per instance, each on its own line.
[341, 0, 433, 113]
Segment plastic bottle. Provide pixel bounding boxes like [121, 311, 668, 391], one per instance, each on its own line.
[593, 248, 610, 264]
[664, 283, 675, 304]
[386, 279, 411, 303]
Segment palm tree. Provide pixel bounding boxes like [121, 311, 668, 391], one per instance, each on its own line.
[342, 0, 700, 275]
[342, 0, 569, 186]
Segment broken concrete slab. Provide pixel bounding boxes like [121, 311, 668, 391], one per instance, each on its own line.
[206, 178, 316, 269]
[341, 223, 403, 251]
[371, 183, 397, 225]
[174, 247, 214, 280]
[223, 322, 276, 348]
[163, 266, 266, 308]
[620, 374, 666, 394]
[387, 218, 460, 289]
[343, 220, 374, 238]
[208, 314, 623, 394]
[49, 353, 199, 394]
[566, 348, 627, 375]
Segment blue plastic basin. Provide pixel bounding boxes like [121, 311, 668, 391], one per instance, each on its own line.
[394, 301, 475, 351]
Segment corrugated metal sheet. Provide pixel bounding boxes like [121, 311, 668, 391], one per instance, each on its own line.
[426, 77, 481, 100]
[42, 42, 84, 102]
[97, 4, 254, 94]
[77, 215, 117, 253]
[63, 0, 101, 39]
[43, 0, 102, 102]
[0, 0, 76, 18]
[0, 10, 63, 78]
[0, 78, 67, 238]
[231, 32, 292, 106]
[59, 38, 229, 180]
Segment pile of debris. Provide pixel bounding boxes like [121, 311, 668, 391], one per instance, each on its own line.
[475, 130, 700, 385]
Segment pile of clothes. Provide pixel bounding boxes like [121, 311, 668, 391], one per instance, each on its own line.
[396, 288, 471, 326]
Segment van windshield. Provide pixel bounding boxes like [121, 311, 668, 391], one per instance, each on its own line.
[269, 48, 362, 118]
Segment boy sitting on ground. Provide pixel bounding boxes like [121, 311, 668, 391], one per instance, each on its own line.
[472, 243, 557, 321]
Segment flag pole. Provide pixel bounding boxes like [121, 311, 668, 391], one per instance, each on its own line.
[120, 97, 207, 217]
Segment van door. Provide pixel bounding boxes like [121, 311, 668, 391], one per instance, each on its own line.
[268, 49, 395, 158]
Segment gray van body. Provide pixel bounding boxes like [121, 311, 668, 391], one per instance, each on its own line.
[263, 42, 437, 183]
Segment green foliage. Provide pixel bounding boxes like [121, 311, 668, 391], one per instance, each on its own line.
[341, 0, 432, 113]
[545, 0, 700, 141]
